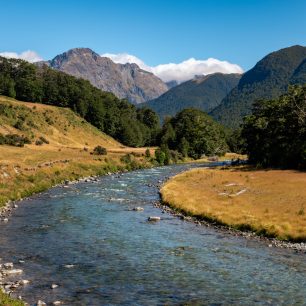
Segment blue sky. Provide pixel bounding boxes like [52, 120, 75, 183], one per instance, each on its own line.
[1, 0, 305, 72]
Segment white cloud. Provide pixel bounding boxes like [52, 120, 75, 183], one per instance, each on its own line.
[102, 53, 151, 71]
[0, 50, 43, 63]
[101, 53, 243, 83]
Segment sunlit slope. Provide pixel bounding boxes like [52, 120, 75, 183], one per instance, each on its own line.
[0, 95, 121, 149]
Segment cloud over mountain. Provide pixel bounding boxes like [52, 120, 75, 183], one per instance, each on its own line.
[101, 53, 243, 83]
[0, 49, 243, 84]
[0, 50, 43, 62]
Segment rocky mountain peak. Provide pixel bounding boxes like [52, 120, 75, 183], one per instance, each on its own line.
[45, 48, 168, 104]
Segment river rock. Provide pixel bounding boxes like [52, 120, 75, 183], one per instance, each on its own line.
[133, 207, 144, 211]
[20, 279, 30, 285]
[3, 262, 13, 269]
[148, 216, 161, 222]
[64, 264, 75, 268]
[51, 283, 59, 289]
[36, 300, 47, 306]
[53, 301, 62, 305]
[4, 269, 23, 275]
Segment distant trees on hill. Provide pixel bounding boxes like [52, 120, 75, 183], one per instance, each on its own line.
[0, 57, 229, 160]
[0, 57, 159, 147]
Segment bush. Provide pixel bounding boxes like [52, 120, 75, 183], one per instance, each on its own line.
[145, 148, 151, 158]
[155, 149, 166, 165]
[14, 119, 25, 131]
[0, 134, 31, 147]
[93, 145, 107, 155]
[35, 139, 43, 145]
[120, 153, 132, 164]
[39, 136, 49, 144]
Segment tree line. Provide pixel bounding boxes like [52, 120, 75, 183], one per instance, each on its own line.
[0, 56, 159, 147]
[0, 56, 229, 162]
[239, 85, 306, 169]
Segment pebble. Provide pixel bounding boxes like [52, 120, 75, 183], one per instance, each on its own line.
[53, 301, 62, 305]
[36, 300, 47, 306]
[51, 283, 59, 289]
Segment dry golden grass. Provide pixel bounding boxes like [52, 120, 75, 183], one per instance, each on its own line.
[161, 167, 306, 241]
[0, 97, 155, 207]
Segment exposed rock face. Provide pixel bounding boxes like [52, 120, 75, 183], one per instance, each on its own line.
[43, 48, 168, 104]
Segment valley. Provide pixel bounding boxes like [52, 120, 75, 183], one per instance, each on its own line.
[0, 4, 305, 303]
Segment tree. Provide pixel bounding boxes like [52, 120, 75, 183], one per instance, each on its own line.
[159, 108, 228, 159]
[241, 85, 306, 169]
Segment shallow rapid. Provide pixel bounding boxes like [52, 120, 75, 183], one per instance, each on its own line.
[0, 163, 305, 305]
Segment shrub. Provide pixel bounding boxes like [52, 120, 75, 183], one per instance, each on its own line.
[39, 136, 49, 144]
[14, 119, 25, 131]
[145, 148, 151, 158]
[35, 139, 43, 145]
[0, 134, 31, 147]
[93, 145, 107, 155]
[155, 148, 166, 165]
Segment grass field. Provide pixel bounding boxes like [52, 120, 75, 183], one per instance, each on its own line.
[161, 166, 306, 241]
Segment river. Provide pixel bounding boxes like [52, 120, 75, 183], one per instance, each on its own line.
[0, 163, 305, 305]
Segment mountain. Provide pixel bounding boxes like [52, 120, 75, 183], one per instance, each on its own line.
[290, 58, 306, 84]
[40, 48, 168, 104]
[210, 45, 306, 128]
[145, 73, 241, 120]
[165, 80, 179, 89]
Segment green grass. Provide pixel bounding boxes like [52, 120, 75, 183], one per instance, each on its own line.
[0, 291, 25, 306]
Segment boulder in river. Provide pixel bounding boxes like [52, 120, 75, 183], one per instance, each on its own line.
[148, 216, 161, 222]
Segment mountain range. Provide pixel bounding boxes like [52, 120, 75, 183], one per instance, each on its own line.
[145, 73, 241, 120]
[38, 45, 306, 129]
[39, 48, 168, 104]
[210, 45, 306, 128]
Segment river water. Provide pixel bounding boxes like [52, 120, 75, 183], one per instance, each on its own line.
[0, 163, 305, 305]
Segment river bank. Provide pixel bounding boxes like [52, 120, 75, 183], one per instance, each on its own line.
[160, 166, 306, 247]
[154, 201, 306, 252]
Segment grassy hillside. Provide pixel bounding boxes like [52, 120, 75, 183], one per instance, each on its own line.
[145, 73, 241, 121]
[0, 96, 120, 149]
[210, 45, 306, 128]
[0, 96, 154, 207]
